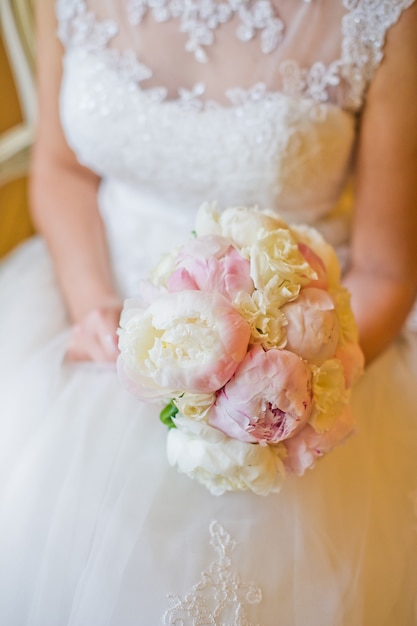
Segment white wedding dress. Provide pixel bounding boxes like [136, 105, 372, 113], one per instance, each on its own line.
[1, 1, 417, 624]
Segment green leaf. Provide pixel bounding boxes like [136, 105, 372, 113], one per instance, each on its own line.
[160, 401, 178, 429]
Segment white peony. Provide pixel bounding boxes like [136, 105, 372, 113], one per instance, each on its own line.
[194, 202, 222, 237]
[234, 290, 288, 348]
[249, 229, 316, 307]
[173, 392, 215, 421]
[195, 203, 287, 248]
[150, 247, 181, 287]
[331, 285, 360, 345]
[309, 359, 349, 433]
[117, 291, 250, 400]
[167, 418, 286, 496]
[218, 206, 287, 248]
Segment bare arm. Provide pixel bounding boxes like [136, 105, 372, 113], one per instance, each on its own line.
[343, 4, 417, 364]
[30, 2, 121, 361]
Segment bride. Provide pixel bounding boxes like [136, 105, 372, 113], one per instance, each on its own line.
[1, 1, 417, 624]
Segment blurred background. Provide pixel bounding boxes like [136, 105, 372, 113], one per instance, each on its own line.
[0, 0, 35, 257]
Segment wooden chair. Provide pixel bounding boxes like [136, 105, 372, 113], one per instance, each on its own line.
[0, 0, 35, 255]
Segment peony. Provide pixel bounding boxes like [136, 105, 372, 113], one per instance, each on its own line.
[167, 235, 254, 302]
[167, 418, 286, 496]
[117, 291, 251, 400]
[297, 242, 328, 290]
[290, 223, 341, 288]
[281, 287, 339, 364]
[195, 203, 287, 247]
[150, 247, 181, 287]
[309, 359, 349, 432]
[218, 206, 287, 248]
[335, 342, 365, 388]
[331, 286, 360, 345]
[283, 406, 356, 475]
[234, 290, 288, 348]
[173, 392, 216, 421]
[249, 229, 317, 306]
[207, 345, 313, 444]
[194, 202, 222, 237]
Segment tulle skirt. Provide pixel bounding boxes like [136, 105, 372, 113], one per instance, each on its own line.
[1, 236, 417, 626]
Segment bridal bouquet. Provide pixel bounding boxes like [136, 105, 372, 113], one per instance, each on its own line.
[117, 204, 364, 495]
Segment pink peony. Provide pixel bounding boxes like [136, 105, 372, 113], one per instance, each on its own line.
[207, 345, 313, 444]
[167, 235, 254, 302]
[281, 287, 340, 364]
[283, 405, 356, 475]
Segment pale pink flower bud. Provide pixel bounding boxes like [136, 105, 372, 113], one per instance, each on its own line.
[167, 235, 254, 302]
[282, 288, 340, 364]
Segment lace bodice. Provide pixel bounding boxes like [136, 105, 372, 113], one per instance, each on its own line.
[56, 0, 414, 296]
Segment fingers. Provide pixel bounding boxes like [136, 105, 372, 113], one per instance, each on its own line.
[101, 332, 119, 359]
[67, 324, 113, 362]
[66, 304, 123, 363]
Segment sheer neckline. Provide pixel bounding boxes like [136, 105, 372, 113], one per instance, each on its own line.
[57, 0, 416, 112]
[126, 0, 314, 64]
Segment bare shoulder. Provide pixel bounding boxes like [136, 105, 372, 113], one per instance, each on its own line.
[349, 2, 417, 281]
[358, 2, 417, 163]
[32, 0, 98, 181]
[34, 0, 63, 77]
[367, 3, 417, 104]
[33, 0, 69, 159]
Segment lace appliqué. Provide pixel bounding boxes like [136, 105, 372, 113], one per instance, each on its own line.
[162, 521, 263, 625]
[127, 0, 286, 63]
[56, 0, 117, 50]
[56, 0, 338, 110]
[279, 60, 340, 103]
[278, 59, 342, 118]
[340, 0, 415, 110]
[226, 82, 325, 121]
[57, 0, 416, 112]
[145, 80, 326, 118]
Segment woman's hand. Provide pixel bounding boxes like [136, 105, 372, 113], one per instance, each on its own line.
[66, 301, 123, 363]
